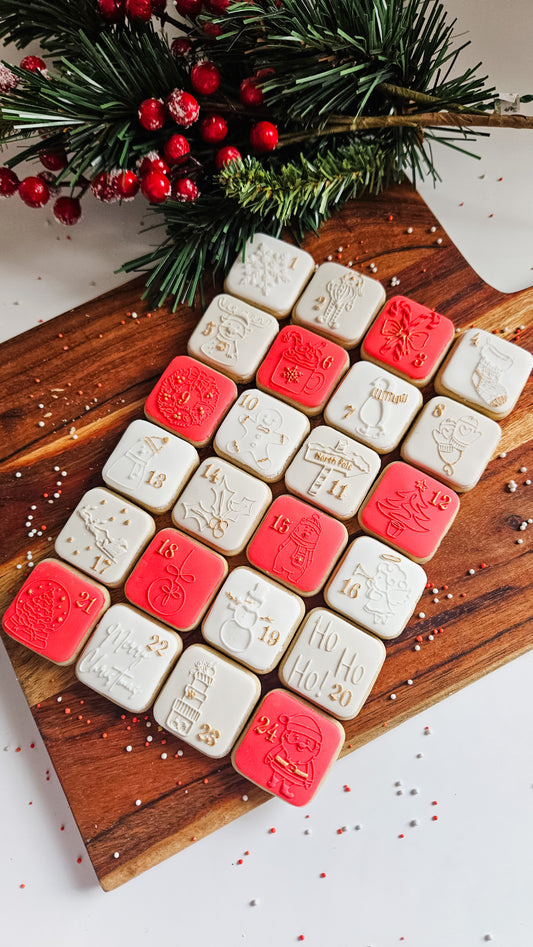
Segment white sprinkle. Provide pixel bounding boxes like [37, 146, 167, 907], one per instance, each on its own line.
[15, 472, 21, 478]
[483, 936, 494, 943]
[31, 505, 36, 510]
[390, 693, 397, 701]
[28, 561, 34, 567]
[416, 753, 423, 758]
[53, 493, 60, 499]
[430, 225, 437, 232]
[38, 421, 45, 427]
[499, 452, 507, 458]
[446, 593, 453, 599]
[38, 404, 44, 409]
[406, 227, 413, 234]
[406, 679, 413, 686]
[520, 522, 527, 530]
[304, 828, 312, 835]
[135, 799, 141, 806]
[250, 899, 259, 907]
[26, 552, 33, 559]
[146, 735, 152, 743]
[526, 480, 532, 486]
[242, 795, 248, 802]
[61, 471, 67, 477]
[177, 749, 183, 757]
[337, 246, 343, 252]
[519, 466, 527, 473]
[436, 238, 443, 244]
[410, 819, 420, 827]
[410, 787, 419, 795]
[516, 538, 524, 544]
[395, 780, 402, 787]
[433, 597, 439, 604]
[16, 564, 22, 569]
[131, 312, 138, 319]
[396, 788, 403, 795]
[160, 752, 167, 760]
[431, 587, 439, 594]
[327, 254, 333, 261]
[414, 644, 421, 651]
[54, 466, 60, 471]
[354, 824, 362, 831]
[468, 568, 476, 575]
[125, 745, 132, 752]
[57, 696, 62, 703]
[418, 611, 425, 618]
[146, 721, 151, 727]
[113, 852, 120, 859]
[428, 634, 434, 641]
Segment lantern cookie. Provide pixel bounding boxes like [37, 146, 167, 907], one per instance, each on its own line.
[361, 295, 455, 386]
[202, 566, 305, 673]
[102, 419, 199, 513]
[247, 494, 348, 596]
[2, 558, 109, 665]
[434, 327, 533, 419]
[358, 461, 460, 563]
[187, 294, 278, 382]
[153, 643, 261, 759]
[232, 688, 345, 806]
[400, 396, 502, 492]
[145, 355, 237, 447]
[292, 262, 385, 348]
[279, 608, 386, 720]
[76, 604, 182, 712]
[214, 388, 310, 482]
[224, 232, 315, 318]
[257, 325, 349, 416]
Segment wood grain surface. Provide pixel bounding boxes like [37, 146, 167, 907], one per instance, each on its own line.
[1, 182, 532, 891]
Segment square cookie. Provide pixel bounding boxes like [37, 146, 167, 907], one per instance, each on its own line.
[76, 604, 182, 712]
[324, 360, 423, 454]
[224, 233, 315, 319]
[124, 527, 227, 632]
[361, 295, 455, 386]
[54, 486, 155, 587]
[284, 424, 380, 519]
[324, 536, 427, 640]
[279, 607, 386, 719]
[102, 419, 199, 513]
[145, 355, 237, 447]
[187, 294, 278, 382]
[292, 262, 385, 348]
[214, 388, 310, 482]
[2, 558, 110, 665]
[256, 325, 349, 416]
[358, 461, 460, 563]
[434, 327, 533, 419]
[172, 457, 272, 555]
[202, 566, 305, 673]
[232, 688, 345, 806]
[400, 396, 502, 492]
[153, 643, 261, 759]
[247, 494, 348, 596]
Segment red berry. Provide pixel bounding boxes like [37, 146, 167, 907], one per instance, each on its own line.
[138, 97, 166, 131]
[40, 149, 68, 172]
[0, 64, 18, 94]
[53, 196, 82, 225]
[174, 0, 202, 15]
[203, 21, 222, 37]
[240, 76, 264, 107]
[18, 175, 50, 208]
[215, 145, 242, 170]
[250, 120, 278, 153]
[140, 169, 171, 203]
[200, 113, 227, 144]
[166, 89, 199, 127]
[171, 37, 194, 58]
[138, 151, 171, 177]
[20, 56, 47, 74]
[0, 167, 20, 198]
[190, 61, 221, 96]
[91, 171, 119, 203]
[171, 177, 199, 202]
[151, 0, 167, 12]
[97, 0, 125, 20]
[114, 169, 140, 199]
[205, 0, 228, 10]
[163, 134, 190, 166]
[125, 0, 152, 20]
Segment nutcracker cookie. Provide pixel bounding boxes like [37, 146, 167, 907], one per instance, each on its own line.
[232, 688, 345, 806]
[292, 261, 386, 348]
[256, 325, 349, 416]
[361, 295, 455, 386]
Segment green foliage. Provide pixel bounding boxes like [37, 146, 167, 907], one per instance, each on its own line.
[0, 0, 106, 59]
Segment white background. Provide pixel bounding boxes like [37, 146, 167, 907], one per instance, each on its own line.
[1, 4, 532, 945]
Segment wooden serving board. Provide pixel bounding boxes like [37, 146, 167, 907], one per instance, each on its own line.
[1, 182, 532, 891]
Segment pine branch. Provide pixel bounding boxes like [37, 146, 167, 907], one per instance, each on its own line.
[0, 0, 106, 59]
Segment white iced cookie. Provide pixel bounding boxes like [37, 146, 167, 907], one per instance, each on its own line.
[172, 456, 272, 555]
[324, 360, 423, 453]
[284, 425, 380, 519]
[292, 262, 386, 348]
[75, 604, 182, 713]
[214, 388, 310, 482]
[400, 396, 501, 492]
[153, 643, 261, 758]
[279, 607, 386, 720]
[435, 327, 533, 419]
[202, 566, 305, 673]
[324, 535, 427, 640]
[187, 294, 279, 382]
[55, 486, 155, 587]
[224, 233, 315, 319]
[102, 419, 199, 513]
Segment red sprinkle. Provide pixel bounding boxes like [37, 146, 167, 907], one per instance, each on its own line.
[432, 815, 439, 821]
[269, 827, 277, 834]
[320, 872, 327, 878]
[77, 857, 82, 864]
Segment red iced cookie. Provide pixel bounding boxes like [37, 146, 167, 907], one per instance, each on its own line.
[124, 527, 227, 631]
[256, 325, 349, 415]
[358, 461, 460, 563]
[2, 558, 110, 665]
[232, 688, 345, 806]
[247, 495, 348, 595]
[145, 355, 237, 446]
[361, 295, 455, 386]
